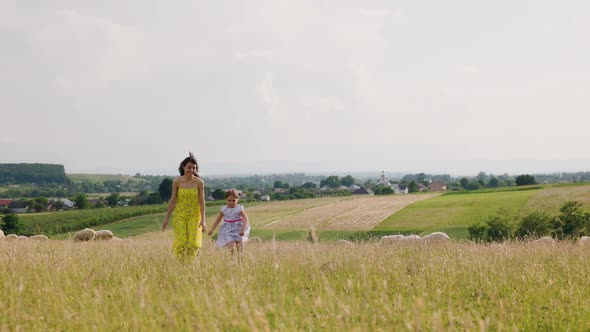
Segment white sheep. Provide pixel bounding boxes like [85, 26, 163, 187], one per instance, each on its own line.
[0, 229, 4, 240]
[3, 234, 18, 241]
[17, 236, 28, 240]
[402, 235, 423, 241]
[95, 230, 114, 240]
[423, 232, 450, 242]
[579, 236, 590, 243]
[534, 236, 555, 244]
[73, 228, 96, 242]
[30, 235, 49, 241]
[379, 234, 405, 244]
[337, 239, 354, 245]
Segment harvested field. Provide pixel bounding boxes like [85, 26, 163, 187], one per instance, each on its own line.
[263, 194, 439, 230]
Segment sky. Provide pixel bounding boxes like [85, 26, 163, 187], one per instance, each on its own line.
[1, 0, 589, 176]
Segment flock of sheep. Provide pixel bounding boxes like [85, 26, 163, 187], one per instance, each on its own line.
[2, 228, 590, 244]
[377, 232, 590, 244]
[0, 228, 126, 242]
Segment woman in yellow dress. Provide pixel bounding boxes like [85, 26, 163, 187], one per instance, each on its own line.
[162, 152, 206, 261]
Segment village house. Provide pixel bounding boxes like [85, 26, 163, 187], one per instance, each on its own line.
[429, 181, 447, 191]
[0, 199, 14, 209]
[392, 184, 408, 194]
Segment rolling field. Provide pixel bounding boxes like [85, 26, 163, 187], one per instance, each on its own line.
[373, 189, 540, 238]
[264, 194, 439, 230]
[67, 174, 150, 183]
[2, 239, 590, 330]
[46, 183, 590, 241]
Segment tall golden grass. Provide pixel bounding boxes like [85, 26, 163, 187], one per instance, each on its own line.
[1, 239, 589, 330]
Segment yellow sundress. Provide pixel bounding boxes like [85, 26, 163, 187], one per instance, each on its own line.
[172, 187, 203, 261]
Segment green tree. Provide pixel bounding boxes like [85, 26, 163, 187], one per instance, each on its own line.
[1, 213, 23, 234]
[158, 178, 173, 202]
[515, 174, 536, 186]
[551, 201, 590, 239]
[459, 177, 469, 189]
[487, 177, 499, 188]
[408, 181, 418, 193]
[468, 223, 487, 243]
[516, 211, 552, 238]
[52, 200, 65, 210]
[146, 192, 163, 205]
[106, 193, 120, 207]
[340, 175, 355, 187]
[212, 189, 225, 200]
[467, 182, 482, 190]
[320, 176, 340, 188]
[302, 182, 316, 189]
[73, 194, 90, 209]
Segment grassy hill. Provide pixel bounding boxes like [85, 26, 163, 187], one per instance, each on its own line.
[68, 174, 150, 184]
[374, 183, 590, 238]
[47, 183, 590, 241]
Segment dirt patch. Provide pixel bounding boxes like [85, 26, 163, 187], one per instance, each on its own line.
[263, 194, 439, 231]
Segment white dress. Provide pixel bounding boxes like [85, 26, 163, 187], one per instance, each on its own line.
[216, 204, 250, 247]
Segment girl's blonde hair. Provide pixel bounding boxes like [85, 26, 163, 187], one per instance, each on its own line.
[224, 189, 239, 199]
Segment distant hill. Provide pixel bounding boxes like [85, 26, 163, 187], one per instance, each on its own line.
[0, 163, 70, 185]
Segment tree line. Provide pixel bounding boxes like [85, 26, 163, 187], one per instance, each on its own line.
[0, 163, 70, 185]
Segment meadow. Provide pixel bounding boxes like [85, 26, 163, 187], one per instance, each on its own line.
[3, 184, 590, 330]
[45, 183, 590, 241]
[1, 238, 590, 331]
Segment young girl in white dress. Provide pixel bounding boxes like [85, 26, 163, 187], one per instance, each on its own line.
[208, 189, 250, 252]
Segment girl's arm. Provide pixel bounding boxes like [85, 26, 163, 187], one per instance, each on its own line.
[208, 212, 224, 236]
[197, 178, 206, 231]
[239, 210, 250, 236]
[162, 178, 179, 231]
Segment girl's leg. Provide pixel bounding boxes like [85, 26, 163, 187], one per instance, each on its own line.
[236, 241, 243, 253]
[226, 241, 236, 254]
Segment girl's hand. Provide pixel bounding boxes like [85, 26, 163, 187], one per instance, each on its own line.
[239, 230, 245, 236]
[207, 230, 213, 236]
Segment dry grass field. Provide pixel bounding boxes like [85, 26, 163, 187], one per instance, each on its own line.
[1, 238, 590, 331]
[264, 194, 439, 230]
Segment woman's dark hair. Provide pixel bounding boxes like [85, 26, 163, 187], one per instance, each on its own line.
[178, 152, 200, 177]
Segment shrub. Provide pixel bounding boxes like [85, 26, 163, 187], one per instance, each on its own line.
[551, 201, 590, 239]
[516, 211, 552, 239]
[1, 213, 23, 234]
[467, 223, 487, 243]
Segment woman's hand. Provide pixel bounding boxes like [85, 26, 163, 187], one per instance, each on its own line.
[162, 219, 169, 232]
[200, 221, 207, 233]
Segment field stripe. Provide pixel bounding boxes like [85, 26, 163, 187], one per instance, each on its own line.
[263, 194, 439, 230]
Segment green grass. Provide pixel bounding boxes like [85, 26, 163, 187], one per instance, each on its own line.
[2, 240, 590, 330]
[374, 189, 540, 238]
[67, 174, 149, 183]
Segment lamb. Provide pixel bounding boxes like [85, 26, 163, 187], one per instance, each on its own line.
[0, 229, 4, 240]
[579, 236, 590, 243]
[337, 239, 354, 245]
[534, 236, 555, 244]
[73, 228, 96, 242]
[423, 232, 450, 242]
[3, 234, 18, 241]
[95, 230, 114, 240]
[402, 235, 423, 241]
[17, 236, 28, 240]
[30, 235, 49, 241]
[379, 234, 405, 243]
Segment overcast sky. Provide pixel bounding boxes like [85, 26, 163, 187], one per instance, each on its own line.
[1, 1, 589, 176]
